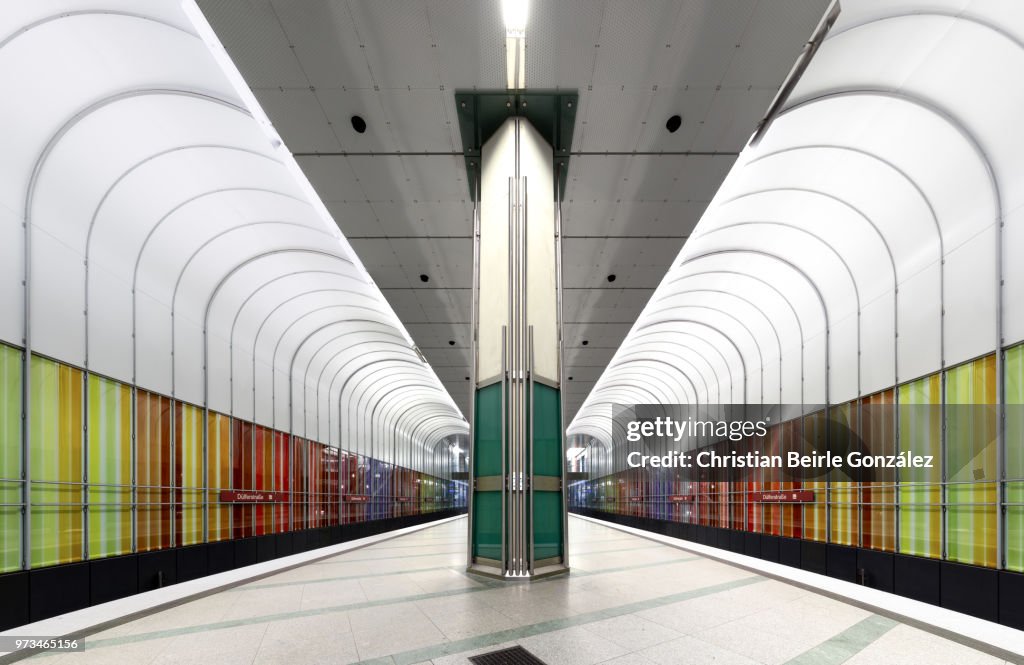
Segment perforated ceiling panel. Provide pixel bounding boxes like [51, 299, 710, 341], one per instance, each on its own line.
[198, 0, 832, 420]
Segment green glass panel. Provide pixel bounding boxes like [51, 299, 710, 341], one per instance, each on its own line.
[1006, 344, 1024, 571]
[533, 490, 562, 560]
[474, 383, 503, 477]
[0, 344, 22, 572]
[473, 384, 504, 560]
[945, 356, 997, 568]
[473, 491, 502, 560]
[532, 383, 561, 478]
[897, 374, 942, 559]
[532, 384, 562, 560]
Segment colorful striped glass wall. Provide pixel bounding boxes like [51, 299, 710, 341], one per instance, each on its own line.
[1008, 345, 1024, 572]
[571, 348, 1021, 573]
[86, 375, 131, 559]
[29, 357, 83, 567]
[0, 344, 467, 573]
[0, 345, 21, 572]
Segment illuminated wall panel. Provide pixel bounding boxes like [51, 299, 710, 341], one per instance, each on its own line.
[207, 412, 232, 542]
[897, 375, 942, 558]
[0, 344, 21, 572]
[176, 402, 204, 546]
[86, 375, 131, 558]
[861, 390, 895, 552]
[254, 426, 272, 536]
[273, 430, 290, 534]
[232, 419, 254, 539]
[136, 390, 171, 552]
[829, 402, 859, 547]
[1007, 344, 1024, 572]
[802, 411, 827, 542]
[30, 356, 83, 567]
[945, 355, 998, 568]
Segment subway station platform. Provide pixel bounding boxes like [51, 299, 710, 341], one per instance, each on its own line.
[18, 516, 1011, 665]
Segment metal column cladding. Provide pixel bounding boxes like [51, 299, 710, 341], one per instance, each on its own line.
[470, 116, 568, 578]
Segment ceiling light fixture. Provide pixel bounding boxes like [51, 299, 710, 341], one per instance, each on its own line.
[502, 0, 528, 89]
[501, 0, 528, 36]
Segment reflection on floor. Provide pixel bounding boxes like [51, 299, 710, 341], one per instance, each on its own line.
[27, 516, 1009, 665]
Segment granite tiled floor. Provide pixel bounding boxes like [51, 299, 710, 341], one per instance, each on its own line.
[25, 516, 1011, 665]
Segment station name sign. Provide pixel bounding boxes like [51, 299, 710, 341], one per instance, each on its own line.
[752, 491, 814, 503]
[219, 491, 287, 503]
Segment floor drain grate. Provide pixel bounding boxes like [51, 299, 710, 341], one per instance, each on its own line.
[469, 646, 549, 665]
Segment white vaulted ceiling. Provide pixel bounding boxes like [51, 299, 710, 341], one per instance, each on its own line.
[570, 0, 1024, 447]
[197, 0, 832, 420]
[0, 0, 466, 466]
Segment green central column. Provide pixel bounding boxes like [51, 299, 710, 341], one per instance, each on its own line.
[468, 114, 568, 579]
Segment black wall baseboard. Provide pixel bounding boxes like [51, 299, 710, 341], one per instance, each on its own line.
[0, 509, 465, 631]
[571, 507, 1021, 630]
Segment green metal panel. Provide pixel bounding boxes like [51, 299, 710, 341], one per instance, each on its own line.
[533, 490, 563, 560]
[454, 90, 578, 201]
[473, 491, 502, 560]
[473, 384, 503, 560]
[532, 384, 562, 559]
[474, 383, 503, 477]
[532, 383, 561, 477]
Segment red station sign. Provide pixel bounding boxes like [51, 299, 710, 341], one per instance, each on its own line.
[219, 490, 287, 503]
[344, 495, 370, 503]
[667, 495, 695, 502]
[752, 491, 815, 503]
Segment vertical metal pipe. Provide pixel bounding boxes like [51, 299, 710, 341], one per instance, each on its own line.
[82, 371, 89, 561]
[170, 397, 176, 547]
[21, 217, 31, 570]
[521, 173, 528, 574]
[529, 325, 535, 574]
[468, 189, 480, 566]
[501, 324, 507, 574]
[556, 196, 569, 567]
[507, 172, 514, 575]
[131, 387, 138, 553]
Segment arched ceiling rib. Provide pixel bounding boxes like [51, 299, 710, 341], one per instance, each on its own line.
[570, 0, 1022, 445]
[0, 1, 465, 472]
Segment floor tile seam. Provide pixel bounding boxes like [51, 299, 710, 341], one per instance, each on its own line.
[82, 585, 497, 651]
[82, 526, 694, 652]
[91, 552, 691, 650]
[779, 614, 899, 665]
[245, 622, 272, 665]
[363, 576, 768, 665]
[243, 565, 456, 590]
[312, 551, 463, 564]
[570, 514, 1024, 662]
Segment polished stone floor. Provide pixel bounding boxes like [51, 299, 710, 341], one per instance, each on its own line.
[27, 516, 1010, 665]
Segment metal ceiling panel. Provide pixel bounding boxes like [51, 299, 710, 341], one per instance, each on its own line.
[204, 0, 834, 424]
[256, 88, 341, 152]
